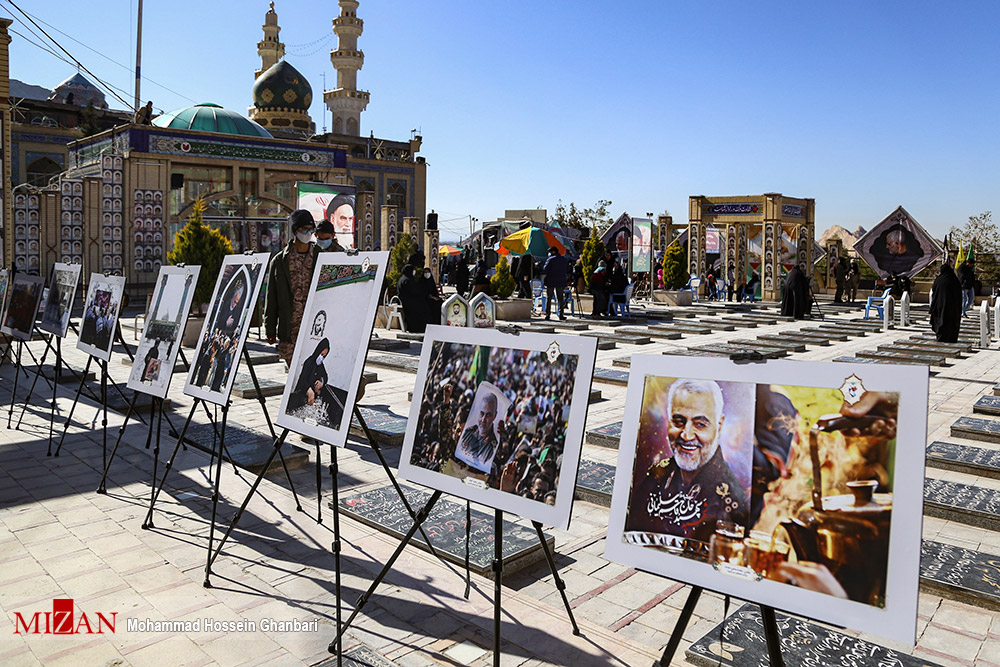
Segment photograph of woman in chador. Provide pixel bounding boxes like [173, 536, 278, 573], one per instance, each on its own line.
[408, 341, 579, 506]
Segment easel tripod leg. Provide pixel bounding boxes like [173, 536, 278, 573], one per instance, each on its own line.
[207, 429, 290, 571]
[656, 586, 702, 667]
[532, 520, 580, 635]
[330, 444, 342, 666]
[203, 402, 229, 588]
[16, 341, 50, 430]
[327, 490, 443, 653]
[493, 509, 503, 667]
[53, 356, 95, 456]
[7, 341, 23, 428]
[142, 402, 199, 528]
[97, 391, 141, 493]
[760, 605, 785, 667]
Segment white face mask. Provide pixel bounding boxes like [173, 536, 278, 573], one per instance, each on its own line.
[316, 355, 325, 366]
[296, 230, 314, 244]
[316, 238, 333, 250]
[423, 271, 431, 279]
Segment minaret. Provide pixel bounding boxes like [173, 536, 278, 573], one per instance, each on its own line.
[256, 2, 285, 80]
[325, 0, 369, 136]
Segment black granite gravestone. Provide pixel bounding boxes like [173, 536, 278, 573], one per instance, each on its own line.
[580, 331, 652, 345]
[369, 337, 411, 352]
[349, 406, 408, 446]
[574, 459, 615, 506]
[732, 339, 806, 353]
[973, 396, 1000, 416]
[317, 644, 398, 667]
[920, 540, 1000, 609]
[801, 328, 849, 341]
[338, 483, 552, 577]
[593, 367, 630, 385]
[924, 478, 1000, 530]
[186, 423, 310, 474]
[617, 326, 682, 340]
[395, 332, 424, 342]
[365, 353, 421, 374]
[585, 421, 622, 449]
[877, 342, 963, 358]
[232, 374, 284, 398]
[690, 343, 787, 359]
[926, 441, 1000, 479]
[950, 416, 1000, 444]
[856, 350, 945, 366]
[756, 333, 830, 347]
[686, 604, 941, 667]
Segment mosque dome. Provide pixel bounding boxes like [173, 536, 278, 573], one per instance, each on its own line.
[48, 73, 108, 109]
[152, 103, 273, 138]
[252, 60, 312, 112]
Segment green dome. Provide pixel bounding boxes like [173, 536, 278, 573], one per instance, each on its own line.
[152, 103, 273, 138]
[252, 60, 312, 112]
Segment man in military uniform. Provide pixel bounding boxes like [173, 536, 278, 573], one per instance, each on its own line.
[442, 392, 499, 482]
[625, 379, 748, 550]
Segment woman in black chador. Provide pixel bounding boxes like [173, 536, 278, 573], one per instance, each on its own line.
[288, 338, 330, 412]
[930, 263, 962, 343]
[780, 264, 810, 319]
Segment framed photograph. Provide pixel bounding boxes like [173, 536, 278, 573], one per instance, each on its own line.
[39, 262, 82, 338]
[604, 355, 928, 645]
[276, 252, 388, 446]
[127, 265, 202, 399]
[77, 274, 127, 361]
[469, 293, 496, 328]
[399, 325, 598, 530]
[184, 253, 270, 406]
[1, 274, 45, 341]
[441, 293, 469, 327]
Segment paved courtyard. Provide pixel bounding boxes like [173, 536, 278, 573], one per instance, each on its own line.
[1, 295, 999, 666]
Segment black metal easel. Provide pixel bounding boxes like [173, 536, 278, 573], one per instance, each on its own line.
[6, 340, 25, 428]
[655, 586, 785, 667]
[325, 493, 581, 665]
[14, 332, 52, 430]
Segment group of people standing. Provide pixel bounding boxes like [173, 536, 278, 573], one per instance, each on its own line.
[396, 251, 444, 333]
[588, 250, 628, 318]
[833, 256, 862, 303]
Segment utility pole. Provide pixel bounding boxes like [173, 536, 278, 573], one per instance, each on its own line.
[133, 0, 143, 113]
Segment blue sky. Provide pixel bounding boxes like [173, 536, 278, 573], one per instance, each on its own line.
[7, 0, 998, 242]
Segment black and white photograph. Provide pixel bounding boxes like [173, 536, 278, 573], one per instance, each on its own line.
[277, 252, 388, 445]
[400, 325, 598, 529]
[184, 253, 269, 405]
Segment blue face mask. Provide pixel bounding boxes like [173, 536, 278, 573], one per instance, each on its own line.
[316, 238, 333, 250]
[316, 354, 325, 366]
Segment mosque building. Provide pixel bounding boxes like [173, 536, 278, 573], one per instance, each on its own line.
[3, 1, 428, 292]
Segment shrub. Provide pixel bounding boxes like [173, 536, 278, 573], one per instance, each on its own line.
[661, 241, 689, 289]
[385, 232, 419, 297]
[490, 255, 516, 299]
[580, 228, 605, 290]
[167, 197, 232, 307]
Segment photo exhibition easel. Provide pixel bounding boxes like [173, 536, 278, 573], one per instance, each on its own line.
[325, 490, 580, 666]
[52, 323, 147, 459]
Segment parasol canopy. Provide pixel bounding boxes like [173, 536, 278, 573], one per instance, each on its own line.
[438, 244, 462, 256]
[496, 227, 568, 258]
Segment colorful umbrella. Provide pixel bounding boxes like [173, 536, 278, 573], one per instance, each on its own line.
[496, 227, 567, 258]
[438, 244, 462, 256]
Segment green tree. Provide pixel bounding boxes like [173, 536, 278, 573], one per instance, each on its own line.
[549, 199, 614, 234]
[949, 211, 999, 283]
[79, 102, 100, 137]
[661, 241, 688, 289]
[167, 197, 232, 307]
[490, 255, 516, 299]
[579, 227, 605, 290]
[385, 233, 418, 297]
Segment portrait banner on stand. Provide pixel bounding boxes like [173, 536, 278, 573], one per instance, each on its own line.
[38, 262, 82, 338]
[276, 251, 388, 446]
[296, 182, 357, 250]
[77, 274, 127, 361]
[632, 217, 653, 273]
[1, 274, 45, 341]
[604, 355, 927, 646]
[399, 325, 598, 530]
[127, 265, 202, 399]
[601, 213, 633, 274]
[854, 206, 942, 279]
[184, 253, 269, 406]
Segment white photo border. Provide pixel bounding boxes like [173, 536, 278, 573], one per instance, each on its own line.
[604, 354, 927, 646]
[76, 273, 127, 361]
[399, 324, 598, 530]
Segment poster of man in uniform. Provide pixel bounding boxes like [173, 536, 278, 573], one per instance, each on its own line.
[1, 273, 45, 341]
[77, 274, 126, 361]
[854, 206, 941, 278]
[605, 355, 928, 646]
[296, 182, 357, 251]
[127, 265, 202, 399]
[276, 252, 388, 446]
[185, 253, 269, 405]
[39, 262, 82, 338]
[400, 326, 598, 529]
